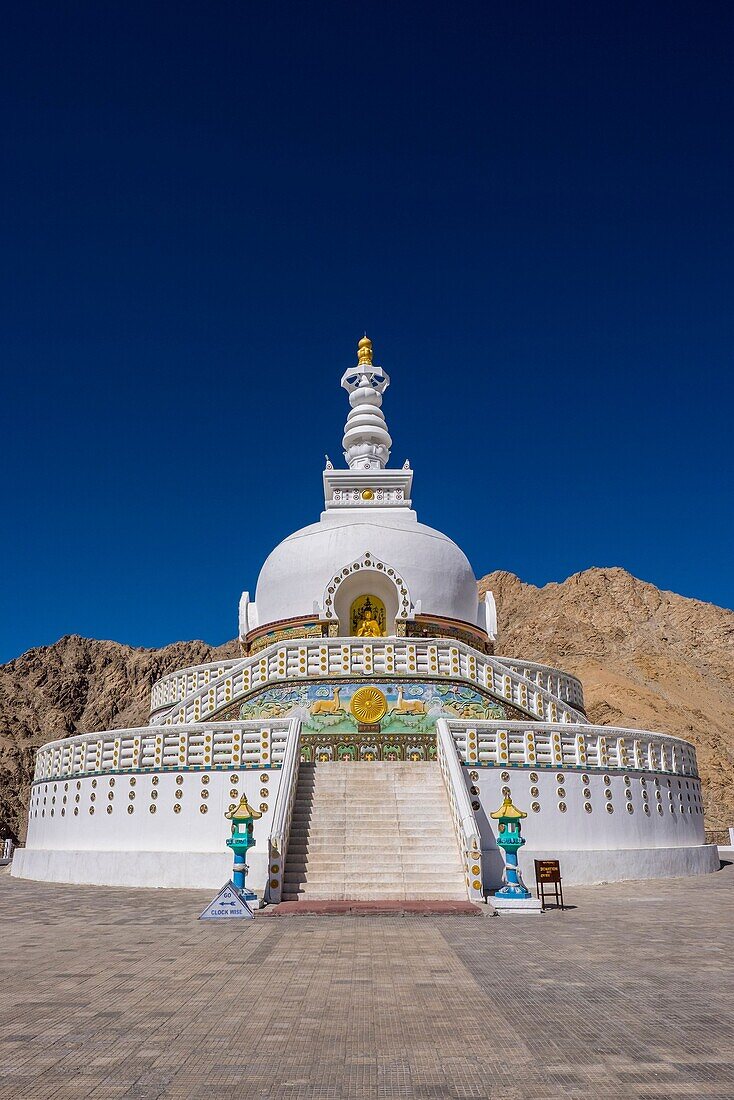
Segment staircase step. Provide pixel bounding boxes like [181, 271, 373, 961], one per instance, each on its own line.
[284, 872, 463, 882]
[288, 827, 441, 834]
[287, 830, 457, 839]
[285, 841, 457, 852]
[281, 889, 465, 901]
[285, 854, 458, 864]
[281, 761, 467, 903]
[283, 874, 468, 887]
[286, 830, 459, 841]
[290, 812, 449, 818]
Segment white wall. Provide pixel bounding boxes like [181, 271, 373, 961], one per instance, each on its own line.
[15, 755, 713, 893]
[468, 764, 705, 852]
[467, 764, 710, 887]
[18, 767, 283, 893]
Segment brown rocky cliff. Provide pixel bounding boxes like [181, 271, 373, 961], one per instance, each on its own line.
[1, 568, 732, 841]
[0, 634, 238, 842]
[481, 567, 734, 834]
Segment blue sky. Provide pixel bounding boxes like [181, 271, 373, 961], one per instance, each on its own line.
[2, 1, 733, 663]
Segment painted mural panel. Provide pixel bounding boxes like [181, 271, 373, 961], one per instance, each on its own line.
[237, 681, 507, 734]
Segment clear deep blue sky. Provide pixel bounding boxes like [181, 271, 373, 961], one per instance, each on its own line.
[2, 1, 733, 663]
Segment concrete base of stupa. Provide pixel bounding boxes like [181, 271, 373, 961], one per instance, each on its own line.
[11, 848, 265, 894]
[477, 843, 719, 890]
[12, 841, 720, 894]
[518, 844, 719, 886]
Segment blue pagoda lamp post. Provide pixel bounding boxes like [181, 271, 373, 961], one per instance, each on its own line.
[490, 796, 531, 900]
[225, 794, 262, 904]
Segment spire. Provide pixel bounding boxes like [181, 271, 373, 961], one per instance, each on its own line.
[340, 334, 392, 470]
[357, 334, 373, 366]
[323, 336, 413, 509]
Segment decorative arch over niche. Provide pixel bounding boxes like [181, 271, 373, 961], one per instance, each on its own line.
[319, 552, 415, 637]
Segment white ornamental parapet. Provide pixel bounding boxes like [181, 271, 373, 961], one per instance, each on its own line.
[31, 720, 296, 783]
[445, 720, 700, 777]
[494, 658, 584, 711]
[148, 637, 588, 729]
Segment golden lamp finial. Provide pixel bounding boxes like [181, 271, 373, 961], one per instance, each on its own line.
[225, 794, 262, 821]
[489, 796, 527, 821]
[357, 333, 373, 367]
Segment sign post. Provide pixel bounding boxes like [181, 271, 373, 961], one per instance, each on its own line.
[199, 882, 255, 921]
[534, 859, 565, 911]
[199, 794, 263, 921]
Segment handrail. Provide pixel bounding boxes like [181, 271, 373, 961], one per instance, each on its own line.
[149, 656, 251, 718]
[444, 719, 700, 777]
[152, 656, 242, 684]
[31, 719, 294, 783]
[436, 718, 484, 903]
[494, 656, 585, 706]
[483, 653, 587, 724]
[265, 716, 302, 903]
[149, 635, 588, 728]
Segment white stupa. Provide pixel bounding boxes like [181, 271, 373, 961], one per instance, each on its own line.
[13, 336, 718, 900]
[247, 336, 487, 639]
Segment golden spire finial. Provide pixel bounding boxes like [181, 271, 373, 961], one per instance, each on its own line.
[357, 333, 373, 367]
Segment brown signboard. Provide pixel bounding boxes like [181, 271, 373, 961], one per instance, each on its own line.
[535, 859, 561, 883]
[534, 859, 565, 910]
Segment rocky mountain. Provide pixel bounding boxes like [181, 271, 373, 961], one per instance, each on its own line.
[480, 568, 734, 837]
[0, 635, 239, 842]
[1, 568, 732, 842]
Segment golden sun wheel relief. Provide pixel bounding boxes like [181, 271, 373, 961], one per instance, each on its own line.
[350, 686, 388, 725]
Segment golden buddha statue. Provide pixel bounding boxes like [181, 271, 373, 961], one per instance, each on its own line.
[356, 609, 382, 637]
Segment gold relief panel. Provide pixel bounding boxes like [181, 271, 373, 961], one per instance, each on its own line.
[350, 595, 387, 637]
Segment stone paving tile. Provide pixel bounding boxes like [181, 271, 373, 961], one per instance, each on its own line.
[0, 865, 733, 1098]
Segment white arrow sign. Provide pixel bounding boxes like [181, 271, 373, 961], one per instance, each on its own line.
[199, 881, 255, 921]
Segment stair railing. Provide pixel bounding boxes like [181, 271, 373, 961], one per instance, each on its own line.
[149, 637, 587, 728]
[436, 718, 484, 904]
[265, 716, 302, 903]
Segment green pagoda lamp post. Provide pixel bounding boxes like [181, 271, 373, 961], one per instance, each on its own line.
[225, 794, 262, 904]
[490, 795, 531, 900]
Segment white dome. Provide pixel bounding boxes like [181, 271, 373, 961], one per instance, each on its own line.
[254, 511, 480, 629]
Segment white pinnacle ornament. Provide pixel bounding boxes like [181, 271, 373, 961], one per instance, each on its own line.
[340, 335, 392, 470]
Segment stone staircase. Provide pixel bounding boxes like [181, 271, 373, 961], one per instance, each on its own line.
[281, 761, 468, 901]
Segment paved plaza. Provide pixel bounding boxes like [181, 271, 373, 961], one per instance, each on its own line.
[1, 863, 733, 1100]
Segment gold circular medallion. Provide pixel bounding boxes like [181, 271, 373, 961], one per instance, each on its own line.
[361, 488, 374, 500]
[350, 686, 388, 724]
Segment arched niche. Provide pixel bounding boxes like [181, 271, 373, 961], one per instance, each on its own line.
[333, 569, 399, 635]
[321, 553, 413, 637]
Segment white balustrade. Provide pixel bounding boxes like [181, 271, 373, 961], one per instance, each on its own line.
[148, 638, 588, 728]
[266, 718, 303, 903]
[446, 720, 700, 777]
[148, 660, 241, 712]
[496, 658, 585, 710]
[436, 719, 484, 902]
[32, 720, 295, 783]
